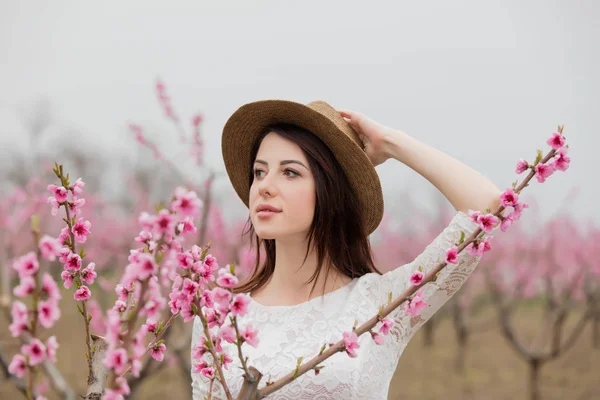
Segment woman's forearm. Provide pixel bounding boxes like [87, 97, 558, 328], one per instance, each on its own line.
[384, 130, 502, 214]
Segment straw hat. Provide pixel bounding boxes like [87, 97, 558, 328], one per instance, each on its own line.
[221, 99, 384, 235]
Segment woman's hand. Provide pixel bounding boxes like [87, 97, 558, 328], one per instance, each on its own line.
[338, 109, 400, 166]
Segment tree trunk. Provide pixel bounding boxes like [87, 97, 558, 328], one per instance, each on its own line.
[528, 358, 541, 400]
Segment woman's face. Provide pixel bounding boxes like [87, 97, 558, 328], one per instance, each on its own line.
[249, 132, 316, 240]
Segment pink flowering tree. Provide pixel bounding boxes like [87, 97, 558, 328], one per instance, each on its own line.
[3, 213, 72, 400]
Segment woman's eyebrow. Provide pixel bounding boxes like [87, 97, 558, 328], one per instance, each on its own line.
[254, 159, 309, 170]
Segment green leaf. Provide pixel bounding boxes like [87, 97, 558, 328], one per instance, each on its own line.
[458, 231, 465, 245]
[319, 343, 326, 355]
[387, 292, 392, 305]
[417, 265, 423, 272]
[533, 149, 543, 166]
[77, 304, 83, 314]
[88, 314, 92, 323]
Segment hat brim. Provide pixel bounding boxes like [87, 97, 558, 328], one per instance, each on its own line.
[221, 99, 383, 235]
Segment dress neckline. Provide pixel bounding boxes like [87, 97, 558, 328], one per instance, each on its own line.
[248, 278, 359, 310]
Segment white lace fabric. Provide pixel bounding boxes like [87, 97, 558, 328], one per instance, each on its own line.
[191, 211, 480, 399]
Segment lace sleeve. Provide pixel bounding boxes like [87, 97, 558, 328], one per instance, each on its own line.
[370, 211, 481, 344]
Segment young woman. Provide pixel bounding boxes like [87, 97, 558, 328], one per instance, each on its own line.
[191, 100, 502, 399]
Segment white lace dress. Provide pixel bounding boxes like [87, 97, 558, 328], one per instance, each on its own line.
[191, 211, 480, 399]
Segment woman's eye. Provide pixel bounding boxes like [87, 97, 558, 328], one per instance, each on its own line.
[253, 168, 299, 178]
[284, 169, 299, 177]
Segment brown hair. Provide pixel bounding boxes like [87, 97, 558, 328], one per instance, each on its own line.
[232, 123, 383, 299]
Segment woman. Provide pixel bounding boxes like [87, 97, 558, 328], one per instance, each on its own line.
[191, 100, 502, 399]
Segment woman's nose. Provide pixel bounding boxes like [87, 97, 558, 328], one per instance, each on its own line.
[257, 173, 278, 198]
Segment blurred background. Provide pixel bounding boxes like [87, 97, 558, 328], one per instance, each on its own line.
[1, 1, 598, 399]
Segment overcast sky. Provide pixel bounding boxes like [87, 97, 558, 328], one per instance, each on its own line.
[1, 1, 598, 226]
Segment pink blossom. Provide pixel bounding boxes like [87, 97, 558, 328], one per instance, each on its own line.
[115, 377, 130, 396]
[13, 252, 39, 278]
[192, 360, 209, 374]
[9, 320, 28, 337]
[201, 367, 215, 380]
[135, 230, 152, 243]
[410, 271, 424, 286]
[552, 147, 570, 171]
[64, 252, 82, 271]
[176, 252, 193, 269]
[47, 197, 60, 216]
[60, 271, 74, 289]
[478, 214, 499, 233]
[370, 331, 385, 345]
[500, 188, 519, 207]
[39, 235, 62, 261]
[67, 198, 85, 216]
[203, 254, 219, 271]
[404, 291, 428, 317]
[182, 278, 199, 297]
[342, 331, 360, 358]
[47, 184, 68, 203]
[221, 352, 233, 370]
[13, 276, 36, 298]
[113, 300, 128, 313]
[115, 283, 132, 302]
[58, 246, 71, 262]
[58, 228, 70, 245]
[218, 324, 237, 343]
[467, 210, 482, 224]
[71, 178, 85, 196]
[74, 285, 91, 301]
[138, 212, 155, 232]
[200, 290, 215, 309]
[216, 270, 239, 288]
[80, 263, 97, 285]
[11, 301, 29, 323]
[378, 318, 394, 336]
[132, 253, 157, 280]
[515, 159, 529, 174]
[445, 246, 459, 264]
[546, 132, 565, 150]
[41, 273, 61, 300]
[144, 319, 158, 333]
[38, 299, 61, 328]
[465, 236, 492, 257]
[192, 342, 208, 360]
[102, 389, 124, 400]
[511, 202, 529, 221]
[500, 214, 514, 232]
[22, 338, 47, 366]
[239, 323, 260, 347]
[45, 336, 59, 363]
[230, 294, 250, 317]
[171, 188, 202, 218]
[104, 348, 128, 374]
[8, 354, 27, 378]
[177, 217, 197, 235]
[154, 209, 176, 234]
[151, 343, 167, 361]
[72, 218, 92, 244]
[534, 163, 555, 183]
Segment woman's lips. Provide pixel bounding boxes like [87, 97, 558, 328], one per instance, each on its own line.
[257, 210, 281, 219]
